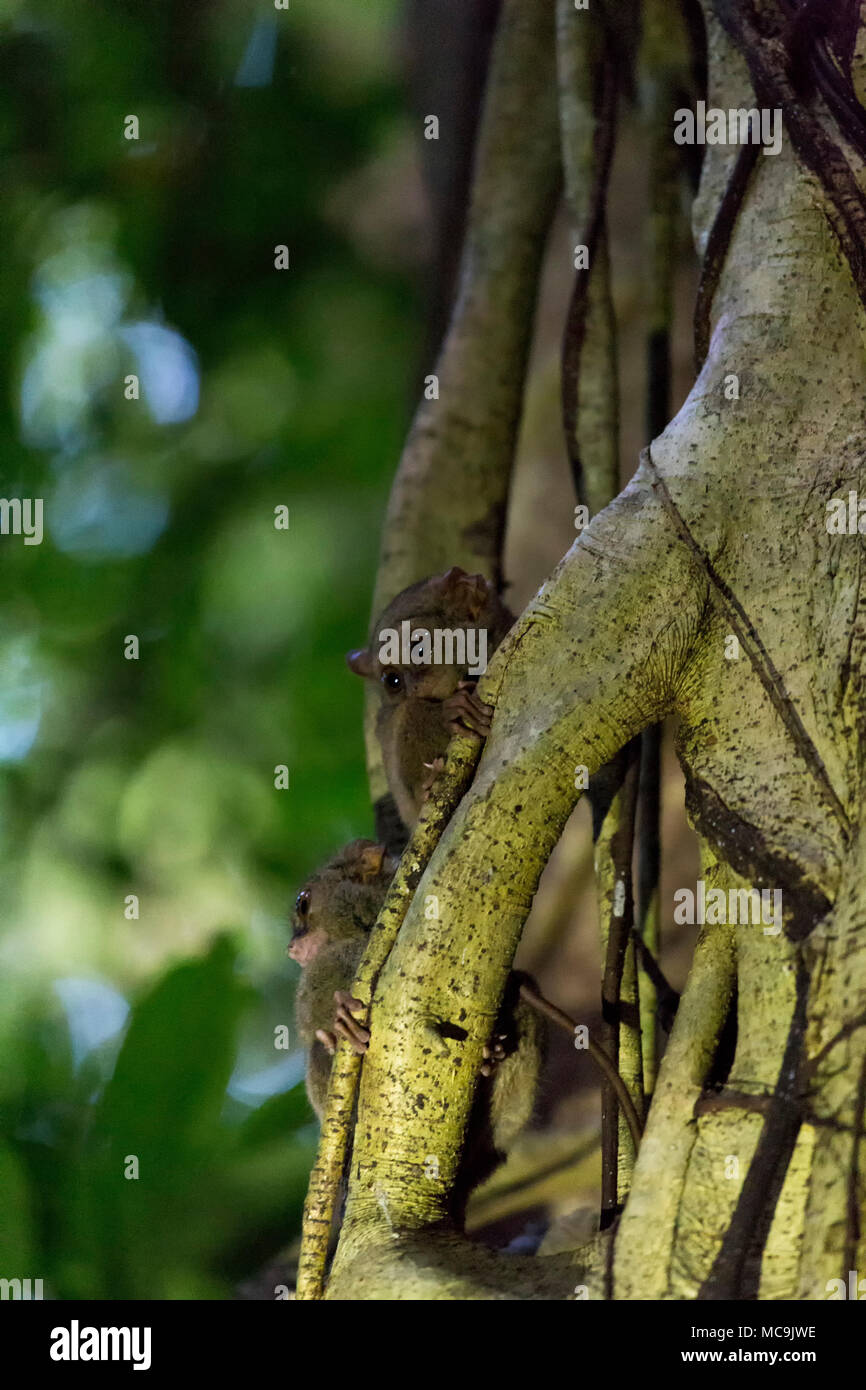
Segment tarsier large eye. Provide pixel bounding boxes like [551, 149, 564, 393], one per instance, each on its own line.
[295, 889, 311, 918]
[381, 669, 403, 693]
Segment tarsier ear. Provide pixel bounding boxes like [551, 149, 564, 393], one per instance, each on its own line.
[346, 647, 374, 677]
[354, 842, 387, 883]
[435, 566, 490, 619]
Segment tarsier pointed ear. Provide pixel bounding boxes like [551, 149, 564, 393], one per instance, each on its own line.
[437, 565, 468, 587]
[354, 842, 387, 882]
[436, 565, 490, 618]
[347, 647, 374, 677]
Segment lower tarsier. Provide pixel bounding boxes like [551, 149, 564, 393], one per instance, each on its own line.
[288, 565, 644, 1216]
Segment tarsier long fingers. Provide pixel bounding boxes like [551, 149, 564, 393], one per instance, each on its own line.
[442, 681, 494, 738]
[333, 990, 370, 1053]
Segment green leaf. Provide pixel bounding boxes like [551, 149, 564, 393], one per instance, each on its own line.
[64, 937, 253, 1297]
[94, 934, 249, 1159]
[237, 1082, 315, 1150]
[0, 1143, 35, 1274]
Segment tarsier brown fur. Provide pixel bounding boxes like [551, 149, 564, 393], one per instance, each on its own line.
[347, 566, 514, 838]
[289, 838, 544, 1214]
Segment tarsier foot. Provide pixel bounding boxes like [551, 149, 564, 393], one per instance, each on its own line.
[333, 990, 370, 1053]
[480, 1031, 510, 1077]
[420, 755, 446, 801]
[442, 681, 494, 739]
[315, 1028, 338, 1055]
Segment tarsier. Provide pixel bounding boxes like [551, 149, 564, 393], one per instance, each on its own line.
[289, 837, 544, 1211]
[347, 566, 514, 839]
[289, 839, 399, 1121]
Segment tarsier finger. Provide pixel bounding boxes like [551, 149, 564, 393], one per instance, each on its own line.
[315, 1029, 337, 1055]
[334, 990, 371, 1053]
[334, 1025, 369, 1054]
[448, 718, 484, 739]
[334, 990, 365, 1015]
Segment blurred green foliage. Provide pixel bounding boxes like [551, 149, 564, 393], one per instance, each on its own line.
[0, 0, 419, 1295]
[4, 938, 318, 1298]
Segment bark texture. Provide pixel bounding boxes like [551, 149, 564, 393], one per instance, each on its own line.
[312, 0, 866, 1299]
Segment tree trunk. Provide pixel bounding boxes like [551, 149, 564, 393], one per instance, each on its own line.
[309, 0, 866, 1300]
